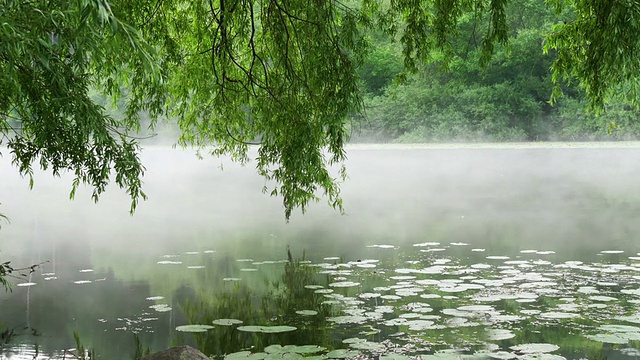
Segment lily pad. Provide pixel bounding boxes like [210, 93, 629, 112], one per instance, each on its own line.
[458, 305, 494, 312]
[225, 351, 267, 360]
[588, 295, 617, 302]
[380, 355, 410, 360]
[599, 324, 640, 332]
[314, 289, 334, 294]
[327, 316, 368, 324]
[213, 318, 244, 326]
[265, 345, 326, 354]
[487, 352, 517, 359]
[538, 312, 579, 319]
[176, 324, 214, 332]
[150, 304, 172, 312]
[342, 338, 366, 344]
[237, 325, 297, 333]
[487, 329, 516, 341]
[327, 350, 361, 359]
[349, 341, 386, 351]
[509, 344, 559, 354]
[296, 310, 318, 316]
[518, 355, 566, 360]
[405, 320, 436, 330]
[585, 333, 628, 344]
[329, 281, 360, 288]
[265, 345, 297, 354]
[616, 314, 640, 323]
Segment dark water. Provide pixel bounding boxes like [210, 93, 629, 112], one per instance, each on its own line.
[2, 145, 640, 359]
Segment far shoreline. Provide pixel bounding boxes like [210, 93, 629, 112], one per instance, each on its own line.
[344, 141, 640, 150]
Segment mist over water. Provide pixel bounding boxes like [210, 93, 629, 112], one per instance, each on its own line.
[3, 144, 640, 255]
[2, 143, 640, 358]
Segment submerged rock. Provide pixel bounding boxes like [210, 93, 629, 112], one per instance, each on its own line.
[141, 346, 209, 360]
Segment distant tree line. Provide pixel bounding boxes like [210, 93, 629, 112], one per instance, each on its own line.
[352, 0, 640, 142]
[3, 0, 640, 220]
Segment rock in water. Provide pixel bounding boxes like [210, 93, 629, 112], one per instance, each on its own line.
[141, 346, 209, 360]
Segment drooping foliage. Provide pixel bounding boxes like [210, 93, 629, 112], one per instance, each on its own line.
[545, 0, 640, 110]
[113, 0, 367, 219]
[0, 0, 158, 212]
[1, 0, 640, 219]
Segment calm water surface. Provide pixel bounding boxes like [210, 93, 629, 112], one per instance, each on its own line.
[1, 144, 640, 359]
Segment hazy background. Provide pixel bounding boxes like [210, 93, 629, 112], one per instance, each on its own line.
[3, 143, 640, 358]
[2, 143, 640, 262]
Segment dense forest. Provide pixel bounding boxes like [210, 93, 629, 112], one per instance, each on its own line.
[351, 0, 640, 143]
[3, 0, 640, 218]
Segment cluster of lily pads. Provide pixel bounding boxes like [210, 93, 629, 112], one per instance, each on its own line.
[304, 243, 640, 358]
[170, 243, 640, 359]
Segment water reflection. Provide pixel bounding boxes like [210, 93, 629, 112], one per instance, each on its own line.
[2, 146, 640, 359]
[175, 248, 339, 356]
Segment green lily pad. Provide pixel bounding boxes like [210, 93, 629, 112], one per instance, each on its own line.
[315, 289, 334, 294]
[349, 341, 386, 351]
[380, 355, 410, 360]
[16, 282, 37, 287]
[175, 324, 214, 332]
[518, 355, 566, 360]
[237, 325, 297, 333]
[585, 333, 628, 344]
[236, 325, 263, 332]
[509, 344, 559, 354]
[263, 345, 325, 355]
[265, 353, 304, 360]
[486, 351, 517, 359]
[225, 351, 267, 360]
[262, 326, 298, 333]
[150, 304, 172, 312]
[487, 329, 516, 341]
[599, 324, 640, 332]
[213, 318, 244, 326]
[588, 295, 617, 302]
[329, 281, 361, 288]
[327, 316, 368, 324]
[327, 350, 361, 359]
[267, 345, 327, 354]
[265, 345, 298, 354]
[342, 338, 366, 344]
[296, 310, 318, 316]
[616, 314, 640, 323]
[538, 312, 579, 319]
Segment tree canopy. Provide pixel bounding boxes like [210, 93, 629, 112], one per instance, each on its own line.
[2, 0, 640, 219]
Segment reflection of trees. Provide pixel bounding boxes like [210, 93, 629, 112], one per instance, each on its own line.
[512, 325, 608, 359]
[0, 269, 171, 359]
[177, 249, 339, 357]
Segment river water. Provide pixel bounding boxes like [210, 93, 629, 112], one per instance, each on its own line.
[1, 144, 640, 359]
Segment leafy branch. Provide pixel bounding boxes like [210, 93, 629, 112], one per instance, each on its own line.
[0, 260, 49, 292]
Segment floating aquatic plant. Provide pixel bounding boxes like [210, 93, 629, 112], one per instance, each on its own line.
[175, 324, 214, 332]
[213, 319, 243, 326]
[237, 325, 297, 333]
